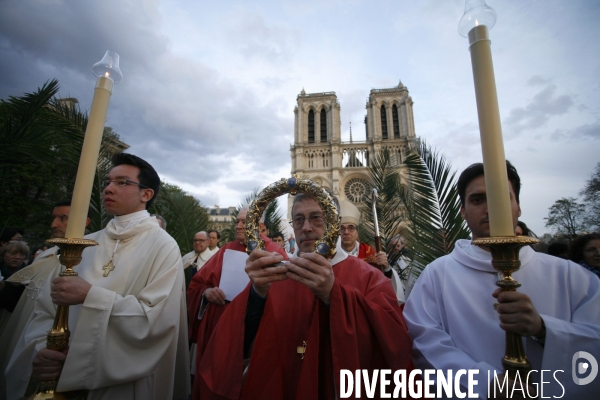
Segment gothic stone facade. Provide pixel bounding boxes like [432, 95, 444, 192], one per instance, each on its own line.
[288, 82, 418, 216]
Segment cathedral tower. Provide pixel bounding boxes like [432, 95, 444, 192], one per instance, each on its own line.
[289, 81, 418, 215]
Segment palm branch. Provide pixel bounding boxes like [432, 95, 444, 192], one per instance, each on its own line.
[400, 141, 470, 270]
[361, 147, 406, 247]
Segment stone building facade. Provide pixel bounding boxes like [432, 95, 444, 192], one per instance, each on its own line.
[288, 81, 418, 214]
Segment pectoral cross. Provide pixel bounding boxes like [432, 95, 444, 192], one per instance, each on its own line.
[103, 261, 115, 277]
[296, 341, 307, 360]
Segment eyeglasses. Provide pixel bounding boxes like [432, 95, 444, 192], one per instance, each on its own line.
[290, 214, 325, 229]
[102, 179, 150, 189]
[193, 239, 207, 243]
[340, 225, 357, 233]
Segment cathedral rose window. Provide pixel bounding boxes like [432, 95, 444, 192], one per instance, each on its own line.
[344, 177, 369, 203]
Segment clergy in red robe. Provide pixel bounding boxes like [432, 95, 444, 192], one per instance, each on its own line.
[194, 194, 414, 400]
[187, 207, 287, 388]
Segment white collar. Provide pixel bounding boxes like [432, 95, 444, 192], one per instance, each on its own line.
[106, 210, 157, 241]
[113, 210, 150, 232]
[336, 236, 359, 257]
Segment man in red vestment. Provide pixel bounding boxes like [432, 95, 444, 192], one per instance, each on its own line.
[187, 207, 287, 387]
[339, 199, 387, 268]
[194, 194, 414, 400]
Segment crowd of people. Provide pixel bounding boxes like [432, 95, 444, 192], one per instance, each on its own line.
[0, 153, 598, 399]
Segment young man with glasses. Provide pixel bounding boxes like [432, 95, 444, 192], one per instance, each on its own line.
[192, 193, 413, 400]
[7, 153, 189, 400]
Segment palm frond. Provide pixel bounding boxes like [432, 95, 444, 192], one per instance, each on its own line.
[362, 147, 406, 248]
[401, 141, 470, 268]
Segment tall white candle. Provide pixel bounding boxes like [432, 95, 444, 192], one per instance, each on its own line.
[468, 25, 514, 237]
[65, 75, 114, 238]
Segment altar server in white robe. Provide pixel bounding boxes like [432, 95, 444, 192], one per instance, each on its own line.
[6, 153, 190, 400]
[404, 161, 600, 399]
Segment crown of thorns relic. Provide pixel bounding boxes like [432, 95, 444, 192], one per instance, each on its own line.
[245, 177, 340, 259]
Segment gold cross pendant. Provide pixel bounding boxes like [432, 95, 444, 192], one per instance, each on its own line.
[296, 341, 307, 360]
[103, 261, 115, 277]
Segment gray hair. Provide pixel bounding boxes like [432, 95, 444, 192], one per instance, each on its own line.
[151, 214, 167, 230]
[291, 191, 339, 216]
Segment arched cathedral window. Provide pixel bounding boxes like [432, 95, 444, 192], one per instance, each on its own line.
[308, 110, 315, 143]
[381, 105, 388, 140]
[320, 109, 327, 142]
[392, 104, 400, 138]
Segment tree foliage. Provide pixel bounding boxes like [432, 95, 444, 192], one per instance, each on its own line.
[544, 197, 587, 240]
[0, 80, 209, 254]
[0, 80, 84, 247]
[580, 162, 600, 231]
[361, 143, 469, 279]
[150, 183, 211, 254]
[399, 142, 470, 269]
[361, 148, 404, 247]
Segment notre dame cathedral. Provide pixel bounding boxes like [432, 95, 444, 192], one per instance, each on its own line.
[288, 81, 418, 214]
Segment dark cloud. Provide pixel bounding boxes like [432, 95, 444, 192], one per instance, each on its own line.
[0, 0, 295, 205]
[503, 82, 574, 137]
[573, 121, 600, 139]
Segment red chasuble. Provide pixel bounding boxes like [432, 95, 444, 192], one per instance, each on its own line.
[187, 237, 288, 394]
[358, 242, 378, 265]
[195, 256, 414, 400]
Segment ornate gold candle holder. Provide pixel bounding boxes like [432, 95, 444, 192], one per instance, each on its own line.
[471, 235, 539, 379]
[31, 238, 97, 400]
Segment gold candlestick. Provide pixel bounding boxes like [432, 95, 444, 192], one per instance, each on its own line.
[472, 235, 539, 380]
[32, 238, 97, 400]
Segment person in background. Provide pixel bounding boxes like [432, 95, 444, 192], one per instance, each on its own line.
[0, 200, 90, 398]
[0, 241, 29, 334]
[151, 214, 167, 230]
[0, 228, 25, 249]
[207, 230, 220, 251]
[515, 220, 533, 236]
[269, 232, 285, 249]
[569, 232, 600, 278]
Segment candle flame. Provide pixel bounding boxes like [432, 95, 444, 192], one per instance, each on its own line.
[104, 71, 110, 78]
[475, 19, 480, 26]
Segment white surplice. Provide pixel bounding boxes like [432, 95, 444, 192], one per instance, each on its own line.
[182, 246, 218, 270]
[404, 239, 600, 399]
[6, 211, 190, 400]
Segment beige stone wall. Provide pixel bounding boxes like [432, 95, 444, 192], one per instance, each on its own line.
[288, 82, 418, 218]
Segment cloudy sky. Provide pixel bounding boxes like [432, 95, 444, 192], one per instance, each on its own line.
[1, 0, 598, 235]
